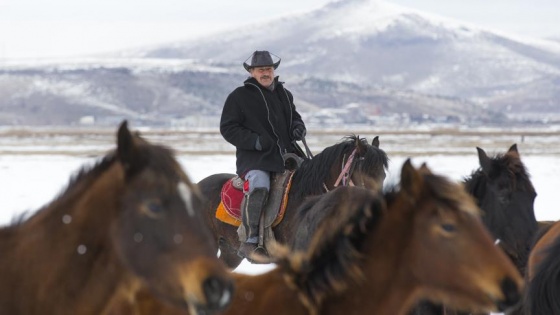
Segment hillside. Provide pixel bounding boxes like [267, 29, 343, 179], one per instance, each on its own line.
[1, 0, 559, 126]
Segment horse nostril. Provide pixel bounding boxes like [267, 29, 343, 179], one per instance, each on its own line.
[202, 276, 234, 310]
[496, 277, 521, 312]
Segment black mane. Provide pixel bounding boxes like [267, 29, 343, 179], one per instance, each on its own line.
[291, 135, 388, 199]
[283, 186, 385, 308]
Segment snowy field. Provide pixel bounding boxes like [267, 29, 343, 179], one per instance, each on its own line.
[0, 129, 559, 290]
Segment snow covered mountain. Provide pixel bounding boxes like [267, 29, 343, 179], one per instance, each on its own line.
[1, 0, 559, 126]
[132, 0, 560, 114]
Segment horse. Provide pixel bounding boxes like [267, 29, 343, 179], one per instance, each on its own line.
[198, 135, 388, 269]
[523, 220, 560, 314]
[464, 144, 538, 274]
[0, 121, 233, 315]
[133, 159, 523, 315]
[411, 144, 537, 315]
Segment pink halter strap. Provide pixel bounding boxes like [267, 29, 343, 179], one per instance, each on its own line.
[333, 148, 357, 188]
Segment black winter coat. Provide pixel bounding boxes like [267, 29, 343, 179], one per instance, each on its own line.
[220, 76, 305, 175]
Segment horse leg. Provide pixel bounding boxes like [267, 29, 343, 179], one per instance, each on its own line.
[218, 238, 244, 270]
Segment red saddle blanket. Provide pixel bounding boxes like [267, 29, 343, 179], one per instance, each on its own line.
[215, 173, 293, 227]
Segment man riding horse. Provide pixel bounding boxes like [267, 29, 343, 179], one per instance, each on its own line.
[220, 50, 307, 258]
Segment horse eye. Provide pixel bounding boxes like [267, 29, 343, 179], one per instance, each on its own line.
[142, 201, 164, 218]
[441, 223, 456, 233]
[147, 202, 163, 213]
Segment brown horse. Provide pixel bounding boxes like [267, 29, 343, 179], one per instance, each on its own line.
[0, 121, 233, 315]
[523, 220, 560, 314]
[134, 159, 523, 315]
[198, 135, 388, 269]
[412, 144, 537, 315]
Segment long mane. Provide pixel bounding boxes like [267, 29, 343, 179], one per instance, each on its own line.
[291, 135, 388, 198]
[277, 187, 385, 311]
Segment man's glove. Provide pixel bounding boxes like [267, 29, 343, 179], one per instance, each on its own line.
[292, 124, 306, 141]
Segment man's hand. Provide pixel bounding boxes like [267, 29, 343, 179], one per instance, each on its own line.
[292, 125, 306, 141]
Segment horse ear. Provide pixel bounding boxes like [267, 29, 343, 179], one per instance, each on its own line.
[355, 135, 366, 154]
[371, 136, 380, 148]
[477, 147, 492, 175]
[507, 143, 520, 158]
[400, 159, 423, 200]
[117, 120, 141, 174]
[418, 162, 432, 174]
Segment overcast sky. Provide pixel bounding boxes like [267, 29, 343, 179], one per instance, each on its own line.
[0, 0, 558, 59]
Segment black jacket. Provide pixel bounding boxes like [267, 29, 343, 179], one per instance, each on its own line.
[220, 76, 305, 175]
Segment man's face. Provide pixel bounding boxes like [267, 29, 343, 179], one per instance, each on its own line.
[250, 66, 274, 87]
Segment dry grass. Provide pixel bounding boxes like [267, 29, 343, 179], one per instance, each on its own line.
[1, 127, 559, 157]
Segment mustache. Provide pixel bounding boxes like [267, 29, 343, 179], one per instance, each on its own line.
[260, 75, 271, 79]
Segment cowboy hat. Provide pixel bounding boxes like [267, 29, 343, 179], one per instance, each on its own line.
[243, 50, 281, 72]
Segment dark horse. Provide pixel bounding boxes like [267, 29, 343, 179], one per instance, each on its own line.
[132, 160, 523, 315]
[198, 135, 388, 269]
[0, 121, 233, 315]
[523, 220, 560, 314]
[412, 144, 538, 315]
[465, 144, 538, 273]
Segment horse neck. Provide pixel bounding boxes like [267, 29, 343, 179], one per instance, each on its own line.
[292, 146, 351, 196]
[322, 201, 419, 315]
[0, 162, 132, 314]
[228, 270, 309, 315]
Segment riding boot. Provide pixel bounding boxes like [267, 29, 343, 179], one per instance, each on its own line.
[238, 188, 268, 258]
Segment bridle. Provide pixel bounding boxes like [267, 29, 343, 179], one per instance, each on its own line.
[323, 148, 365, 192]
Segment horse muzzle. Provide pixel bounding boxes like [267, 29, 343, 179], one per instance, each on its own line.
[494, 277, 522, 312]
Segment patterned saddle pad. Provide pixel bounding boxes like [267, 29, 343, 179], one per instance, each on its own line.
[215, 172, 294, 227]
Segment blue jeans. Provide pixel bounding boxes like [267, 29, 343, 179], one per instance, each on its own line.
[244, 170, 270, 193]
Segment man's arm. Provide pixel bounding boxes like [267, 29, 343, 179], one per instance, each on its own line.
[220, 92, 260, 150]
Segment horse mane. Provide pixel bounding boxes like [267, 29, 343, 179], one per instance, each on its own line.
[291, 135, 388, 198]
[276, 186, 386, 311]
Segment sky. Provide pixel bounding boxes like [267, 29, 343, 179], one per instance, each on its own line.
[0, 0, 559, 59]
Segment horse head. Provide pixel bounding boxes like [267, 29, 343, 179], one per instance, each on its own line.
[395, 160, 523, 313]
[293, 135, 388, 197]
[465, 144, 538, 273]
[112, 121, 233, 314]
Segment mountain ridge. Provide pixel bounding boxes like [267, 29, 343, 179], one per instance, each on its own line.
[0, 0, 558, 126]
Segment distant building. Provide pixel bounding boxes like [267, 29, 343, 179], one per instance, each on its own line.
[79, 116, 95, 125]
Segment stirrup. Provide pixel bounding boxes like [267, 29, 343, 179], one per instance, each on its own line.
[237, 242, 258, 259]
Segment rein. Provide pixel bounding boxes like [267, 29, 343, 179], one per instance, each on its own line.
[301, 137, 314, 159]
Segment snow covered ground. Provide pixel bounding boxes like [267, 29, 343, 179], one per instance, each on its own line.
[1, 152, 556, 224]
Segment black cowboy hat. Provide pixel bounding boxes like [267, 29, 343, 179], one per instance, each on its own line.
[243, 50, 281, 72]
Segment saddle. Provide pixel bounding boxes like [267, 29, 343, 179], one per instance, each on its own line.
[215, 171, 293, 229]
